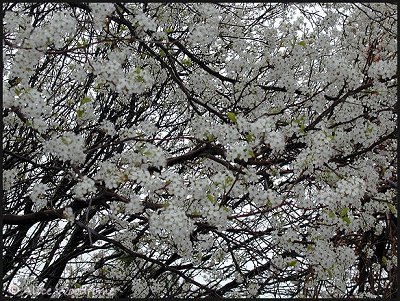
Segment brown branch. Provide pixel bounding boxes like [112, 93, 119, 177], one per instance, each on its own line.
[168, 36, 237, 84]
[305, 82, 374, 131]
[330, 130, 396, 164]
[166, 143, 209, 166]
[74, 220, 223, 298]
[3, 208, 65, 225]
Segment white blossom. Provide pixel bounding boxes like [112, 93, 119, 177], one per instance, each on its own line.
[63, 207, 75, 224]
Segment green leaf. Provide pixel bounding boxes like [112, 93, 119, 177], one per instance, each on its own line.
[134, 67, 145, 82]
[294, 115, 305, 124]
[225, 176, 234, 184]
[342, 216, 351, 225]
[381, 256, 387, 266]
[76, 108, 85, 118]
[182, 59, 192, 67]
[191, 210, 201, 217]
[227, 112, 237, 123]
[165, 28, 173, 34]
[328, 210, 335, 219]
[323, 130, 335, 140]
[74, 283, 82, 289]
[134, 66, 142, 74]
[246, 132, 254, 142]
[247, 149, 255, 158]
[269, 107, 282, 114]
[339, 207, 348, 218]
[119, 25, 128, 33]
[293, 115, 306, 133]
[61, 137, 69, 145]
[338, 207, 351, 225]
[388, 203, 397, 214]
[80, 96, 91, 105]
[205, 133, 216, 142]
[64, 37, 74, 44]
[94, 83, 103, 91]
[287, 260, 297, 267]
[207, 193, 216, 203]
[159, 49, 166, 57]
[298, 40, 306, 47]
[142, 150, 152, 156]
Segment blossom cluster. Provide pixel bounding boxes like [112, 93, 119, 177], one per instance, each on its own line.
[90, 3, 115, 31]
[42, 132, 86, 165]
[30, 183, 50, 211]
[74, 176, 97, 199]
[3, 168, 18, 191]
[3, 2, 397, 299]
[63, 207, 75, 224]
[149, 204, 195, 257]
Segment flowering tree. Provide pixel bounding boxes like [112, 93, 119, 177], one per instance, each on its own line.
[2, 2, 397, 298]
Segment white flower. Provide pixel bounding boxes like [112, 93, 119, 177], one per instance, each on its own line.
[188, 23, 218, 45]
[100, 120, 117, 137]
[247, 282, 260, 297]
[63, 207, 75, 224]
[149, 204, 194, 257]
[125, 195, 144, 214]
[30, 183, 49, 211]
[234, 272, 244, 283]
[42, 132, 86, 165]
[3, 168, 18, 191]
[90, 3, 115, 31]
[3, 86, 16, 109]
[134, 13, 158, 32]
[74, 176, 97, 199]
[272, 255, 285, 270]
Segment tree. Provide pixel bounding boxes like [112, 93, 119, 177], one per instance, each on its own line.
[2, 2, 397, 298]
